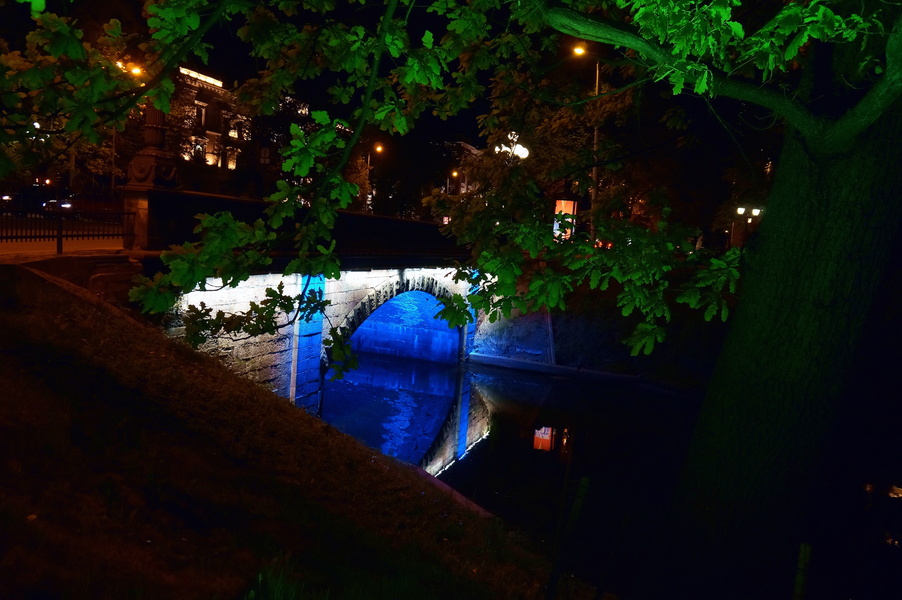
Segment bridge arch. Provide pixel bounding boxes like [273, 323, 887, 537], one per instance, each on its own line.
[322, 268, 472, 367]
[333, 272, 456, 336]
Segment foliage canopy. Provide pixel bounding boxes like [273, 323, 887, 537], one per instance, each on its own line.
[3, 0, 901, 360]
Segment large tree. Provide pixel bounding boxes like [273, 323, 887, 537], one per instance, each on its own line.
[536, 3, 902, 598]
[4, 0, 902, 597]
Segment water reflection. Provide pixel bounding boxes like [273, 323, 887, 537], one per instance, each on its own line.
[440, 365, 699, 595]
[316, 337, 902, 598]
[321, 352, 487, 468]
[318, 342, 704, 594]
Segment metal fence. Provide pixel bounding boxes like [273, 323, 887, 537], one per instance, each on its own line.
[0, 211, 135, 254]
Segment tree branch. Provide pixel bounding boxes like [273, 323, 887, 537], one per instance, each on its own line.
[542, 5, 666, 64]
[819, 13, 902, 152]
[542, 4, 823, 139]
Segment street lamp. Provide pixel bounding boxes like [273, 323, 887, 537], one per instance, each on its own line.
[446, 170, 457, 194]
[494, 132, 529, 159]
[574, 45, 600, 212]
[731, 206, 764, 247]
[446, 169, 465, 194]
[367, 143, 383, 168]
[574, 45, 601, 243]
[366, 143, 383, 212]
[111, 62, 144, 199]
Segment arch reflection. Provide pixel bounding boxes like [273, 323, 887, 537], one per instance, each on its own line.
[321, 291, 489, 470]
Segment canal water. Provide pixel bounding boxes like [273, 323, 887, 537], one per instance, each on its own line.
[319, 292, 702, 594]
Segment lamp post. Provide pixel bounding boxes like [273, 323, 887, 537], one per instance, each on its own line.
[574, 46, 600, 218]
[731, 206, 763, 247]
[366, 143, 383, 212]
[447, 170, 459, 194]
[367, 143, 383, 168]
[574, 45, 601, 241]
[493, 132, 529, 159]
[111, 62, 144, 199]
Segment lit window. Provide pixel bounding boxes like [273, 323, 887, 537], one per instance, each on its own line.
[206, 132, 221, 166]
[184, 136, 205, 161]
[227, 149, 239, 170]
[195, 102, 207, 128]
[553, 199, 578, 240]
[533, 427, 555, 451]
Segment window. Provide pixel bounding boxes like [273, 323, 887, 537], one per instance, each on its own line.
[183, 136, 206, 161]
[206, 132, 221, 166]
[194, 102, 207, 128]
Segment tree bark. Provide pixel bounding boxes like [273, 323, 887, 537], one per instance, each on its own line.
[655, 109, 902, 598]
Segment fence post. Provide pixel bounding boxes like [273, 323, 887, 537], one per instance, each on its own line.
[55, 212, 63, 254]
[124, 212, 136, 250]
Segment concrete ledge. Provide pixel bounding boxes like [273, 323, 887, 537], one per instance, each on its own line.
[467, 352, 698, 398]
[468, 352, 639, 381]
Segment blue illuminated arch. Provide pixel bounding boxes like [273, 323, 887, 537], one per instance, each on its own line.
[321, 273, 467, 367]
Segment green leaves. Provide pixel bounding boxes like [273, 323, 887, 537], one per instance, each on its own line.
[146, 1, 203, 45]
[436, 294, 474, 328]
[4, 0, 776, 365]
[0, 9, 161, 178]
[624, 322, 667, 356]
[16, 0, 46, 14]
[675, 246, 741, 323]
[281, 116, 344, 177]
[610, 0, 880, 95]
[324, 327, 358, 380]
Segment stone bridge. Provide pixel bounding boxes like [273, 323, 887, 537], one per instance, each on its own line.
[174, 266, 475, 411]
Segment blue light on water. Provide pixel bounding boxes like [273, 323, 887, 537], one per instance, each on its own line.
[322, 353, 459, 465]
[322, 291, 467, 464]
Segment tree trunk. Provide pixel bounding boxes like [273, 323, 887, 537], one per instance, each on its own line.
[654, 111, 902, 598]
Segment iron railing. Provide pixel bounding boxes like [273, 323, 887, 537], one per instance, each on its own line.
[0, 210, 135, 254]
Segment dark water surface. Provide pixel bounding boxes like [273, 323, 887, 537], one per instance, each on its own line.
[322, 352, 701, 593]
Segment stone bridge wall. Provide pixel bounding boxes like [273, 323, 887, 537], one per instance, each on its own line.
[173, 273, 325, 406]
[171, 267, 475, 410]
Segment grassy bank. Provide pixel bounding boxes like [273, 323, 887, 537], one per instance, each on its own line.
[0, 264, 593, 599]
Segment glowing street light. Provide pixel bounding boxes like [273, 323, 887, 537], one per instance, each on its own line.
[574, 44, 600, 214]
[732, 206, 764, 247]
[494, 132, 529, 159]
[367, 143, 383, 168]
[110, 61, 145, 198]
[446, 169, 463, 194]
[367, 143, 384, 212]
